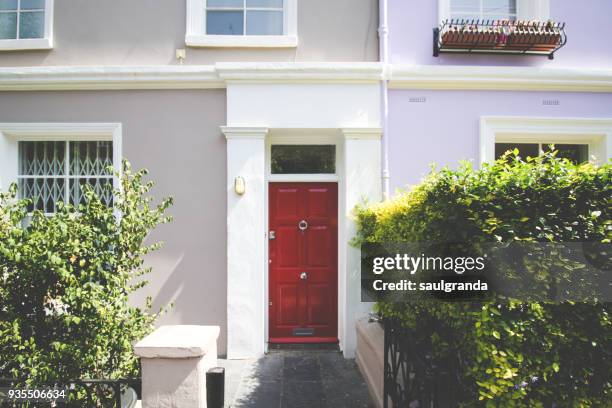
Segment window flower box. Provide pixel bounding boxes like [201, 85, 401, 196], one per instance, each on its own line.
[434, 19, 566, 59]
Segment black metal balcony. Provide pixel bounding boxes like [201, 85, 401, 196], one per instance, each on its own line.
[434, 19, 567, 59]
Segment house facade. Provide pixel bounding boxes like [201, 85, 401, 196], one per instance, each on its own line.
[386, 0, 612, 192]
[0, 0, 611, 361]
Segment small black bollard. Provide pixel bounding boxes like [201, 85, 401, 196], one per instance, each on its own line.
[206, 367, 225, 408]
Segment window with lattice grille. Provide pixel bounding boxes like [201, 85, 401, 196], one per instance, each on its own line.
[17, 140, 114, 213]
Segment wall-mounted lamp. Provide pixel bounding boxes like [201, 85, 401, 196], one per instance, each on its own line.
[234, 176, 246, 195]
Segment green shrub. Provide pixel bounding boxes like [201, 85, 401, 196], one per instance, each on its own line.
[0, 162, 172, 406]
[355, 151, 611, 407]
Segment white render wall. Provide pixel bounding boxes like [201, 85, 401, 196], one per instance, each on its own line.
[223, 128, 267, 359]
[342, 130, 382, 358]
[224, 80, 382, 359]
[227, 83, 381, 129]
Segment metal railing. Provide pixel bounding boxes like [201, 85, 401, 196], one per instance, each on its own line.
[0, 377, 141, 408]
[383, 318, 468, 408]
[433, 19, 567, 59]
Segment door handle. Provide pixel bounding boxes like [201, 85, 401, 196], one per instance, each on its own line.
[300, 271, 308, 280]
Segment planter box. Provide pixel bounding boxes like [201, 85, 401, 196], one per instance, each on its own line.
[355, 318, 385, 408]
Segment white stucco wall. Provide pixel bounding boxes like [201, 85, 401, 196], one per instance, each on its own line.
[224, 80, 382, 359]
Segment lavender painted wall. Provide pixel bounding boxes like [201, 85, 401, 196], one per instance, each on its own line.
[388, 0, 612, 68]
[388, 89, 612, 193]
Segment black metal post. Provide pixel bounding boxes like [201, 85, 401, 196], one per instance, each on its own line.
[114, 382, 122, 408]
[206, 367, 225, 408]
[433, 27, 440, 57]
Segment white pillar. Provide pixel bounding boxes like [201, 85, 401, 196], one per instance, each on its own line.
[341, 128, 382, 358]
[222, 127, 268, 359]
[134, 325, 220, 408]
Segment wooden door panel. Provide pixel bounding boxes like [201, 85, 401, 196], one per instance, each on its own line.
[274, 187, 300, 219]
[269, 182, 338, 343]
[277, 284, 299, 326]
[305, 187, 331, 218]
[305, 226, 331, 267]
[276, 226, 300, 267]
[306, 284, 332, 326]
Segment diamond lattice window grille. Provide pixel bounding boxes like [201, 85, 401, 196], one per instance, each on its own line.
[18, 140, 114, 213]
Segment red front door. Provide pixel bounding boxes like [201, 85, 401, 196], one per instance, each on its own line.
[269, 182, 338, 343]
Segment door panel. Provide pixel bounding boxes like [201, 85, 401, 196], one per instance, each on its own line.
[277, 284, 299, 326]
[269, 182, 338, 343]
[276, 227, 299, 267]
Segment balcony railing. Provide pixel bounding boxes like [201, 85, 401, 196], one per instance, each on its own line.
[434, 19, 567, 59]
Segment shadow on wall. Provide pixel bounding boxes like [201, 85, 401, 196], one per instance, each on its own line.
[130, 239, 228, 355]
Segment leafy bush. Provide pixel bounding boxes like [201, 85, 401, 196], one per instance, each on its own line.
[355, 151, 611, 407]
[0, 162, 172, 405]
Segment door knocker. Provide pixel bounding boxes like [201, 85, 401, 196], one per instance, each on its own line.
[298, 220, 308, 231]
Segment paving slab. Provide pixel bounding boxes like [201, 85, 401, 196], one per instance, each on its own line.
[219, 349, 374, 408]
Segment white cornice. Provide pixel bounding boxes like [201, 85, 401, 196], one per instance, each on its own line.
[389, 65, 612, 92]
[341, 128, 383, 140]
[0, 65, 224, 91]
[0, 63, 612, 92]
[221, 126, 269, 140]
[216, 62, 384, 83]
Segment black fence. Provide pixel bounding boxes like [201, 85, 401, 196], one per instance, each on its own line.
[0, 377, 141, 408]
[383, 318, 468, 408]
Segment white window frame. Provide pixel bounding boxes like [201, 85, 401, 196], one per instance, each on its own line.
[267, 137, 341, 182]
[479, 117, 612, 166]
[186, 0, 297, 48]
[438, 0, 550, 22]
[0, 0, 54, 51]
[0, 123, 122, 209]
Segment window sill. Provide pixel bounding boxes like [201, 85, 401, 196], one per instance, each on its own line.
[185, 34, 298, 48]
[0, 38, 53, 51]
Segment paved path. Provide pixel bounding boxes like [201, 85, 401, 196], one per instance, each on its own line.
[219, 350, 374, 408]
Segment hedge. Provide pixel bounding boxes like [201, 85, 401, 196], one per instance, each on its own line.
[0, 162, 172, 406]
[355, 151, 611, 407]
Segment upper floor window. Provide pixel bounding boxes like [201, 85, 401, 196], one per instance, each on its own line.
[439, 0, 550, 23]
[186, 0, 297, 47]
[0, 0, 53, 50]
[207, 0, 283, 36]
[450, 0, 516, 21]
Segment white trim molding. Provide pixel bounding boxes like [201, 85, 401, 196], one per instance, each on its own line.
[0, 63, 384, 91]
[2, 64, 612, 92]
[341, 128, 383, 140]
[389, 65, 612, 93]
[217, 63, 384, 84]
[186, 0, 297, 48]
[0, 65, 223, 91]
[0, 0, 54, 51]
[479, 116, 612, 165]
[0, 122, 122, 193]
[221, 126, 269, 140]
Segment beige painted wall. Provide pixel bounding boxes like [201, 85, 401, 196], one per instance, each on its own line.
[0, 90, 229, 354]
[0, 0, 379, 67]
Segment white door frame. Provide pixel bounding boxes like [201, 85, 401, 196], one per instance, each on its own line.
[223, 126, 382, 359]
[264, 130, 344, 351]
